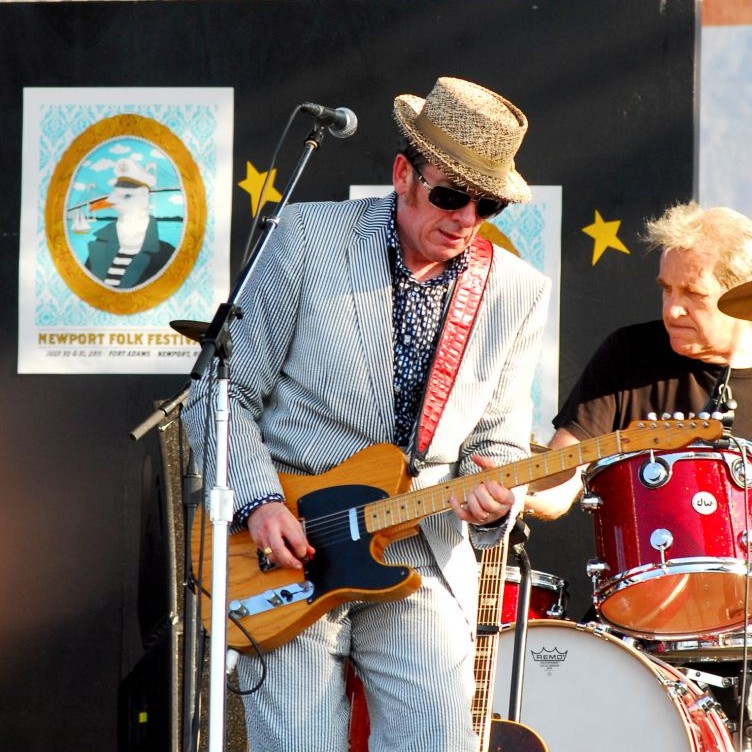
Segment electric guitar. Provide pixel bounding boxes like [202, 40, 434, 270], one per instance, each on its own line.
[191, 418, 722, 652]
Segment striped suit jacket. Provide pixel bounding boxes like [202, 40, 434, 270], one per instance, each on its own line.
[183, 193, 551, 625]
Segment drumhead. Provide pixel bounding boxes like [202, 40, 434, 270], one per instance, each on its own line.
[493, 620, 726, 752]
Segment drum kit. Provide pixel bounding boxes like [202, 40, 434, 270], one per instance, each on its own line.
[500, 438, 751, 752]
[493, 283, 752, 751]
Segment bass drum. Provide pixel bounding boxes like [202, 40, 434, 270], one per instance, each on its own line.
[493, 620, 734, 752]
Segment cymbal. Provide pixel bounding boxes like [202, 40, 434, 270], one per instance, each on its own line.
[718, 281, 752, 321]
[170, 319, 209, 342]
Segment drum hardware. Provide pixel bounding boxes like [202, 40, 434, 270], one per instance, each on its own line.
[740, 530, 752, 550]
[580, 491, 602, 511]
[650, 528, 674, 567]
[691, 694, 727, 717]
[681, 667, 737, 691]
[545, 598, 566, 620]
[731, 456, 752, 487]
[587, 620, 613, 640]
[585, 558, 608, 584]
[639, 456, 671, 487]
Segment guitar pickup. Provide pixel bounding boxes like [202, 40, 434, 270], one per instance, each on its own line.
[228, 580, 314, 618]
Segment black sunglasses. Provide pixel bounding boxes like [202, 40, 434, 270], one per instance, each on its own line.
[411, 163, 507, 220]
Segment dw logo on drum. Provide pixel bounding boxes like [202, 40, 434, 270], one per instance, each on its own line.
[691, 491, 718, 515]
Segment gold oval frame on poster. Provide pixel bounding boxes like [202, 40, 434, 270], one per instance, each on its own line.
[45, 113, 206, 315]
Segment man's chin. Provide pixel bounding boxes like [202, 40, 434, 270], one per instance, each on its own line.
[668, 337, 699, 359]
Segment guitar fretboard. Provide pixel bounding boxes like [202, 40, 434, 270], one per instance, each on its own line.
[471, 541, 507, 751]
[363, 433, 625, 533]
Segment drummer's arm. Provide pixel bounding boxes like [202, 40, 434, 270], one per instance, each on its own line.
[524, 427, 586, 520]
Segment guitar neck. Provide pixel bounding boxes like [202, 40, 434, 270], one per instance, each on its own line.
[363, 431, 625, 534]
[471, 541, 508, 750]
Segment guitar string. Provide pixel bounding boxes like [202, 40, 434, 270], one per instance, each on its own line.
[295, 423, 700, 547]
[298, 440, 605, 547]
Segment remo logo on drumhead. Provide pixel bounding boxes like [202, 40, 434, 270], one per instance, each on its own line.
[691, 491, 718, 515]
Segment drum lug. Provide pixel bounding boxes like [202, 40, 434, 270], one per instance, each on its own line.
[638, 456, 671, 488]
[739, 530, 752, 550]
[730, 456, 752, 488]
[650, 528, 674, 552]
[580, 492, 603, 512]
[691, 694, 725, 717]
[586, 558, 609, 580]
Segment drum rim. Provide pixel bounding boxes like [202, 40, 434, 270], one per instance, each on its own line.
[583, 443, 750, 483]
[595, 558, 750, 639]
[504, 566, 567, 591]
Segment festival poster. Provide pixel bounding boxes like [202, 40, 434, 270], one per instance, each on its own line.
[18, 87, 233, 374]
[349, 184, 562, 444]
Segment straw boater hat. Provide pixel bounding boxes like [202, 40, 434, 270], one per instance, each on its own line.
[393, 77, 531, 204]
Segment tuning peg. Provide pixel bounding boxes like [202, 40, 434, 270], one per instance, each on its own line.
[661, 412, 672, 420]
[647, 412, 658, 421]
[672, 412, 685, 420]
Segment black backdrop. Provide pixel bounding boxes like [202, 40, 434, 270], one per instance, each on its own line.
[0, 1, 695, 749]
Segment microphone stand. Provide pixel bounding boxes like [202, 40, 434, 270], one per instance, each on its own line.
[181, 451, 204, 752]
[191, 124, 328, 752]
[507, 518, 532, 723]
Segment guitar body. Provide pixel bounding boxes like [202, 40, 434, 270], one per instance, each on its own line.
[192, 443, 417, 652]
[487, 719, 548, 752]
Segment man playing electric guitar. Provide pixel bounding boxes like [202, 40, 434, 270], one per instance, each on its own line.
[185, 77, 550, 752]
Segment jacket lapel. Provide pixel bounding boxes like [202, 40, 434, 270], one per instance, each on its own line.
[347, 196, 395, 442]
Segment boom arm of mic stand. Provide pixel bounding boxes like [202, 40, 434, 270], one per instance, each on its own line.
[129, 382, 191, 441]
[194, 125, 328, 752]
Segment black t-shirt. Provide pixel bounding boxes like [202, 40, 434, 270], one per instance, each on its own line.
[554, 320, 752, 441]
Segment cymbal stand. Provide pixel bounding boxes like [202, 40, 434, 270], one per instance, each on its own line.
[190, 124, 328, 752]
[507, 518, 532, 722]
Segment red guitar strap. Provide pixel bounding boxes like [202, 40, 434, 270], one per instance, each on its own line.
[414, 235, 494, 459]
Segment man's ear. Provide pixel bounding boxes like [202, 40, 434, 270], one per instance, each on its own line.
[392, 153, 412, 196]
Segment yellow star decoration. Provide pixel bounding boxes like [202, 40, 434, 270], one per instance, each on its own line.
[238, 161, 283, 217]
[582, 210, 631, 265]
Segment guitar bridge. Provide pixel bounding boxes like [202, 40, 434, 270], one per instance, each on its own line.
[229, 580, 315, 618]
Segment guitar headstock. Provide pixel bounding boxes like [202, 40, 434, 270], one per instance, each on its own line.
[621, 418, 723, 452]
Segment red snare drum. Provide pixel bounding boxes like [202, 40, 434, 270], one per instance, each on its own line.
[583, 444, 752, 639]
[501, 567, 567, 623]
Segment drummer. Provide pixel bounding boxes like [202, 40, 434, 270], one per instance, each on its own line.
[529, 201, 752, 518]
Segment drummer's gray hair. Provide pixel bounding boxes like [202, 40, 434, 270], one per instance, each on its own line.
[643, 201, 752, 291]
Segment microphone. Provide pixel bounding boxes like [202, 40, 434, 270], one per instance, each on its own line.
[300, 102, 358, 138]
